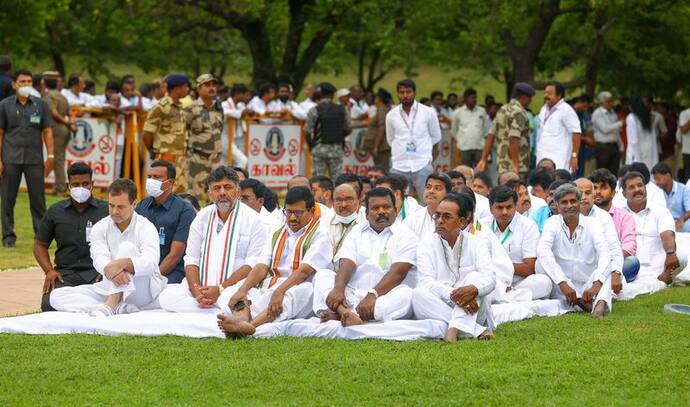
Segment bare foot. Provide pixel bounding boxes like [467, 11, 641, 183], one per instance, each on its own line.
[217, 314, 256, 338]
[341, 310, 364, 327]
[444, 327, 459, 343]
[478, 330, 495, 340]
[592, 300, 606, 317]
[319, 311, 340, 323]
[578, 299, 593, 313]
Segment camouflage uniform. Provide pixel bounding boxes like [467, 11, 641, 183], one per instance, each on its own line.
[491, 98, 531, 176]
[43, 89, 71, 193]
[183, 98, 223, 200]
[142, 95, 187, 191]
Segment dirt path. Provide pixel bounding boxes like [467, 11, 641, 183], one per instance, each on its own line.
[0, 268, 43, 317]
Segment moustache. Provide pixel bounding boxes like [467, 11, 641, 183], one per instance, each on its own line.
[376, 214, 389, 222]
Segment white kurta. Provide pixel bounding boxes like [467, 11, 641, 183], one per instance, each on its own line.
[402, 208, 435, 239]
[413, 231, 496, 337]
[536, 100, 581, 170]
[313, 221, 416, 321]
[625, 113, 659, 170]
[536, 214, 613, 314]
[159, 203, 269, 313]
[50, 213, 165, 312]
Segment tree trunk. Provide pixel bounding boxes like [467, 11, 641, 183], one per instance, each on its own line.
[45, 23, 66, 77]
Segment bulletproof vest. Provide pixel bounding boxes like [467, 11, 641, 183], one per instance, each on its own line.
[316, 102, 347, 144]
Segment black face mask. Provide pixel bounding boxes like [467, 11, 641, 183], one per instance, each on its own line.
[278, 95, 289, 103]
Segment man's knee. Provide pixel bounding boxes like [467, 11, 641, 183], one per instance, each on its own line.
[116, 242, 139, 258]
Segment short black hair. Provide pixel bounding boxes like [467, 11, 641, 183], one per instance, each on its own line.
[335, 173, 363, 196]
[105, 80, 120, 92]
[150, 160, 176, 179]
[278, 82, 292, 92]
[488, 185, 518, 206]
[45, 77, 58, 90]
[425, 172, 452, 193]
[456, 186, 477, 213]
[240, 178, 267, 199]
[207, 166, 239, 187]
[528, 169, 554, 191]
[0, 55, 11, 72]
[629, 162, 651, 184]
[463, 88, 477, 98]
[430, 90, 443, 99]
[310, 175, 335, 194]
[474, 171, 493, 189]
[365, 187, 396, 211]
[376, 88, 392, 105]
[376, 175, 406, 195]
[13, 69, 32, 81]
[554, 169, 573, 182]
[446, 170, 465, 183]
[108, 178, 137, 203]
[67, 162, 93, 180]
[67, 74, 81, 88]
[263, 188, 279, 212]
[121, 74, 135, 85]
[441, 192, 474, 219]
[396, 78, 416, 92]
[651, 162, 672, 176]
[617, 164, 631, 179]
[620, 171, 646, 191]
[589, 168, 617, 190]
[505, 178, 527, 191]
[231, 83, 248, 96]
[258, 83, 276, 97]
[368, 165, 388, 175]
[32, 73, 43, 88]
[359, 175, 371, 185]
[232, 166, 249, 179]
[178, 193, 201, 211]
[545, 81, 565, 98]
[285, 186, 315, 210]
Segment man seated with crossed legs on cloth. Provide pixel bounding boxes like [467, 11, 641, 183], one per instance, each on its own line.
[50, 179, 165, 316]
[217, 187, 332, 337]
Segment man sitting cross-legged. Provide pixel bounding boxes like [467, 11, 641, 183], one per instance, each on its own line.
[50, 179, 165, 316]
[312, 187, 416, 326]
[158, 167, 268, 313]
[217, 186, 332, 337]
[480, 186, 552, 301]
[536, 183, 612, 316]
[413, 193, 497, 342]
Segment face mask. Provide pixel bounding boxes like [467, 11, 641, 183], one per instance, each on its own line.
[70, 187, 91, 203]
[335, 211, 358, 225]
[146, 178, 166, 198]
[278, 95, 289, 103]
[17, 86, 33, 98]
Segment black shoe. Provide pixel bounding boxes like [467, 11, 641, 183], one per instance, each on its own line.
[3, 240, 15, 248]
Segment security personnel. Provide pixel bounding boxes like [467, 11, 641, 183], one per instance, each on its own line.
[142, 73, 189, 191]
[43, 71, 74, 195]
[183, 74, 224, 201]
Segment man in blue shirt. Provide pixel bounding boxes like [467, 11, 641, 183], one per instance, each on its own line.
[136, 160, 196, 283]
[530, 179, 571, 233]
[652, 162, 690, 232]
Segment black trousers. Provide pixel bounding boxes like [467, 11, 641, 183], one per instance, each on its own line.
[594, 142, 621, 176]
[1, 163, 45, 244]
[41, 270, 99, 311]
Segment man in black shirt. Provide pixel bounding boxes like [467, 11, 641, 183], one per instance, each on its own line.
[0, 69, 55, 247]
[34, 162, 108, 311]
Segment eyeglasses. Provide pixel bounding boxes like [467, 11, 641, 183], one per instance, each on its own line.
[283, 208, 307, 218]
[432, 212, 458, 222]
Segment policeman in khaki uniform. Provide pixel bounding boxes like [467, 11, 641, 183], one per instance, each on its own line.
[142, 74, 189, 192]
[183, 74, 224, 201]
[42, 71, 76, 195]
[476, 82, 535, 179]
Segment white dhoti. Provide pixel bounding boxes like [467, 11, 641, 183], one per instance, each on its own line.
[312, 269, 413, 321]
[158, 279, 221, 314]
[509, 274, 553, 301]
[412, 272, 495, 338]
[617, 253, 687, 301]
[218, 279, 314, 322]
[550, 272, 613, 315]
[50, 242, 166, 313]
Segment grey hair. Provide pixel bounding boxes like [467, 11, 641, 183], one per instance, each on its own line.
[598, 91, 612, 103]
[553, 183, 581, 204]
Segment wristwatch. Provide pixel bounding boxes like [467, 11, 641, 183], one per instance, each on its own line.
[571, 152, 578, 158]
[367, 289, 379, 299]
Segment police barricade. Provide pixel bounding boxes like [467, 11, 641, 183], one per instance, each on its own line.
[432, 128, 453, 173]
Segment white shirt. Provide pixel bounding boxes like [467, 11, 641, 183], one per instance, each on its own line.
[416, 231, 496, 300]
[475, 193, 491, 220]
[300, 98, 317, 113]
[586, 205, 624, 273]
[61, 89, 95, 107]
[482, 213, 539, 266]
[270, 99, 307, 120]
[537, 214, 611, 285]
[349, 98, 369, 120]
[613, 182, 666, 209]
[385, 101, 442, 172]
[397, 196, 422, 222]
[470, 220, 515, 290]
[536, 99, 581, 170]
[223, 98, 247, 140]
[676, 107, 690, 154]
[247, 96, 281, 115]
[256, 221, 333, 281]
[402, 208, 435, 239]
[90, 213, 160, 277]
[622, 202, 675, 268]
[592, 106, 623, 144]
[336, 220, 417, 289]
[625, 113, 659, 169]
[450, 105, 490, 150]
[525, 193, 547, 217]
[184, 203, 268, 272]
[87, 95, 133, 109]
[259, 206, 283, 232]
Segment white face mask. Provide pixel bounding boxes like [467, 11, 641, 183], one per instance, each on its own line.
[17, 86, 33, 98]
[70, 187, 91, 204]
[145, 178, 166, 198]
[335, 211, 358, 225]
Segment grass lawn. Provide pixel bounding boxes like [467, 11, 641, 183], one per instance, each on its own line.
[1, 286, 688, 405]
[1, 192, 62, 270]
